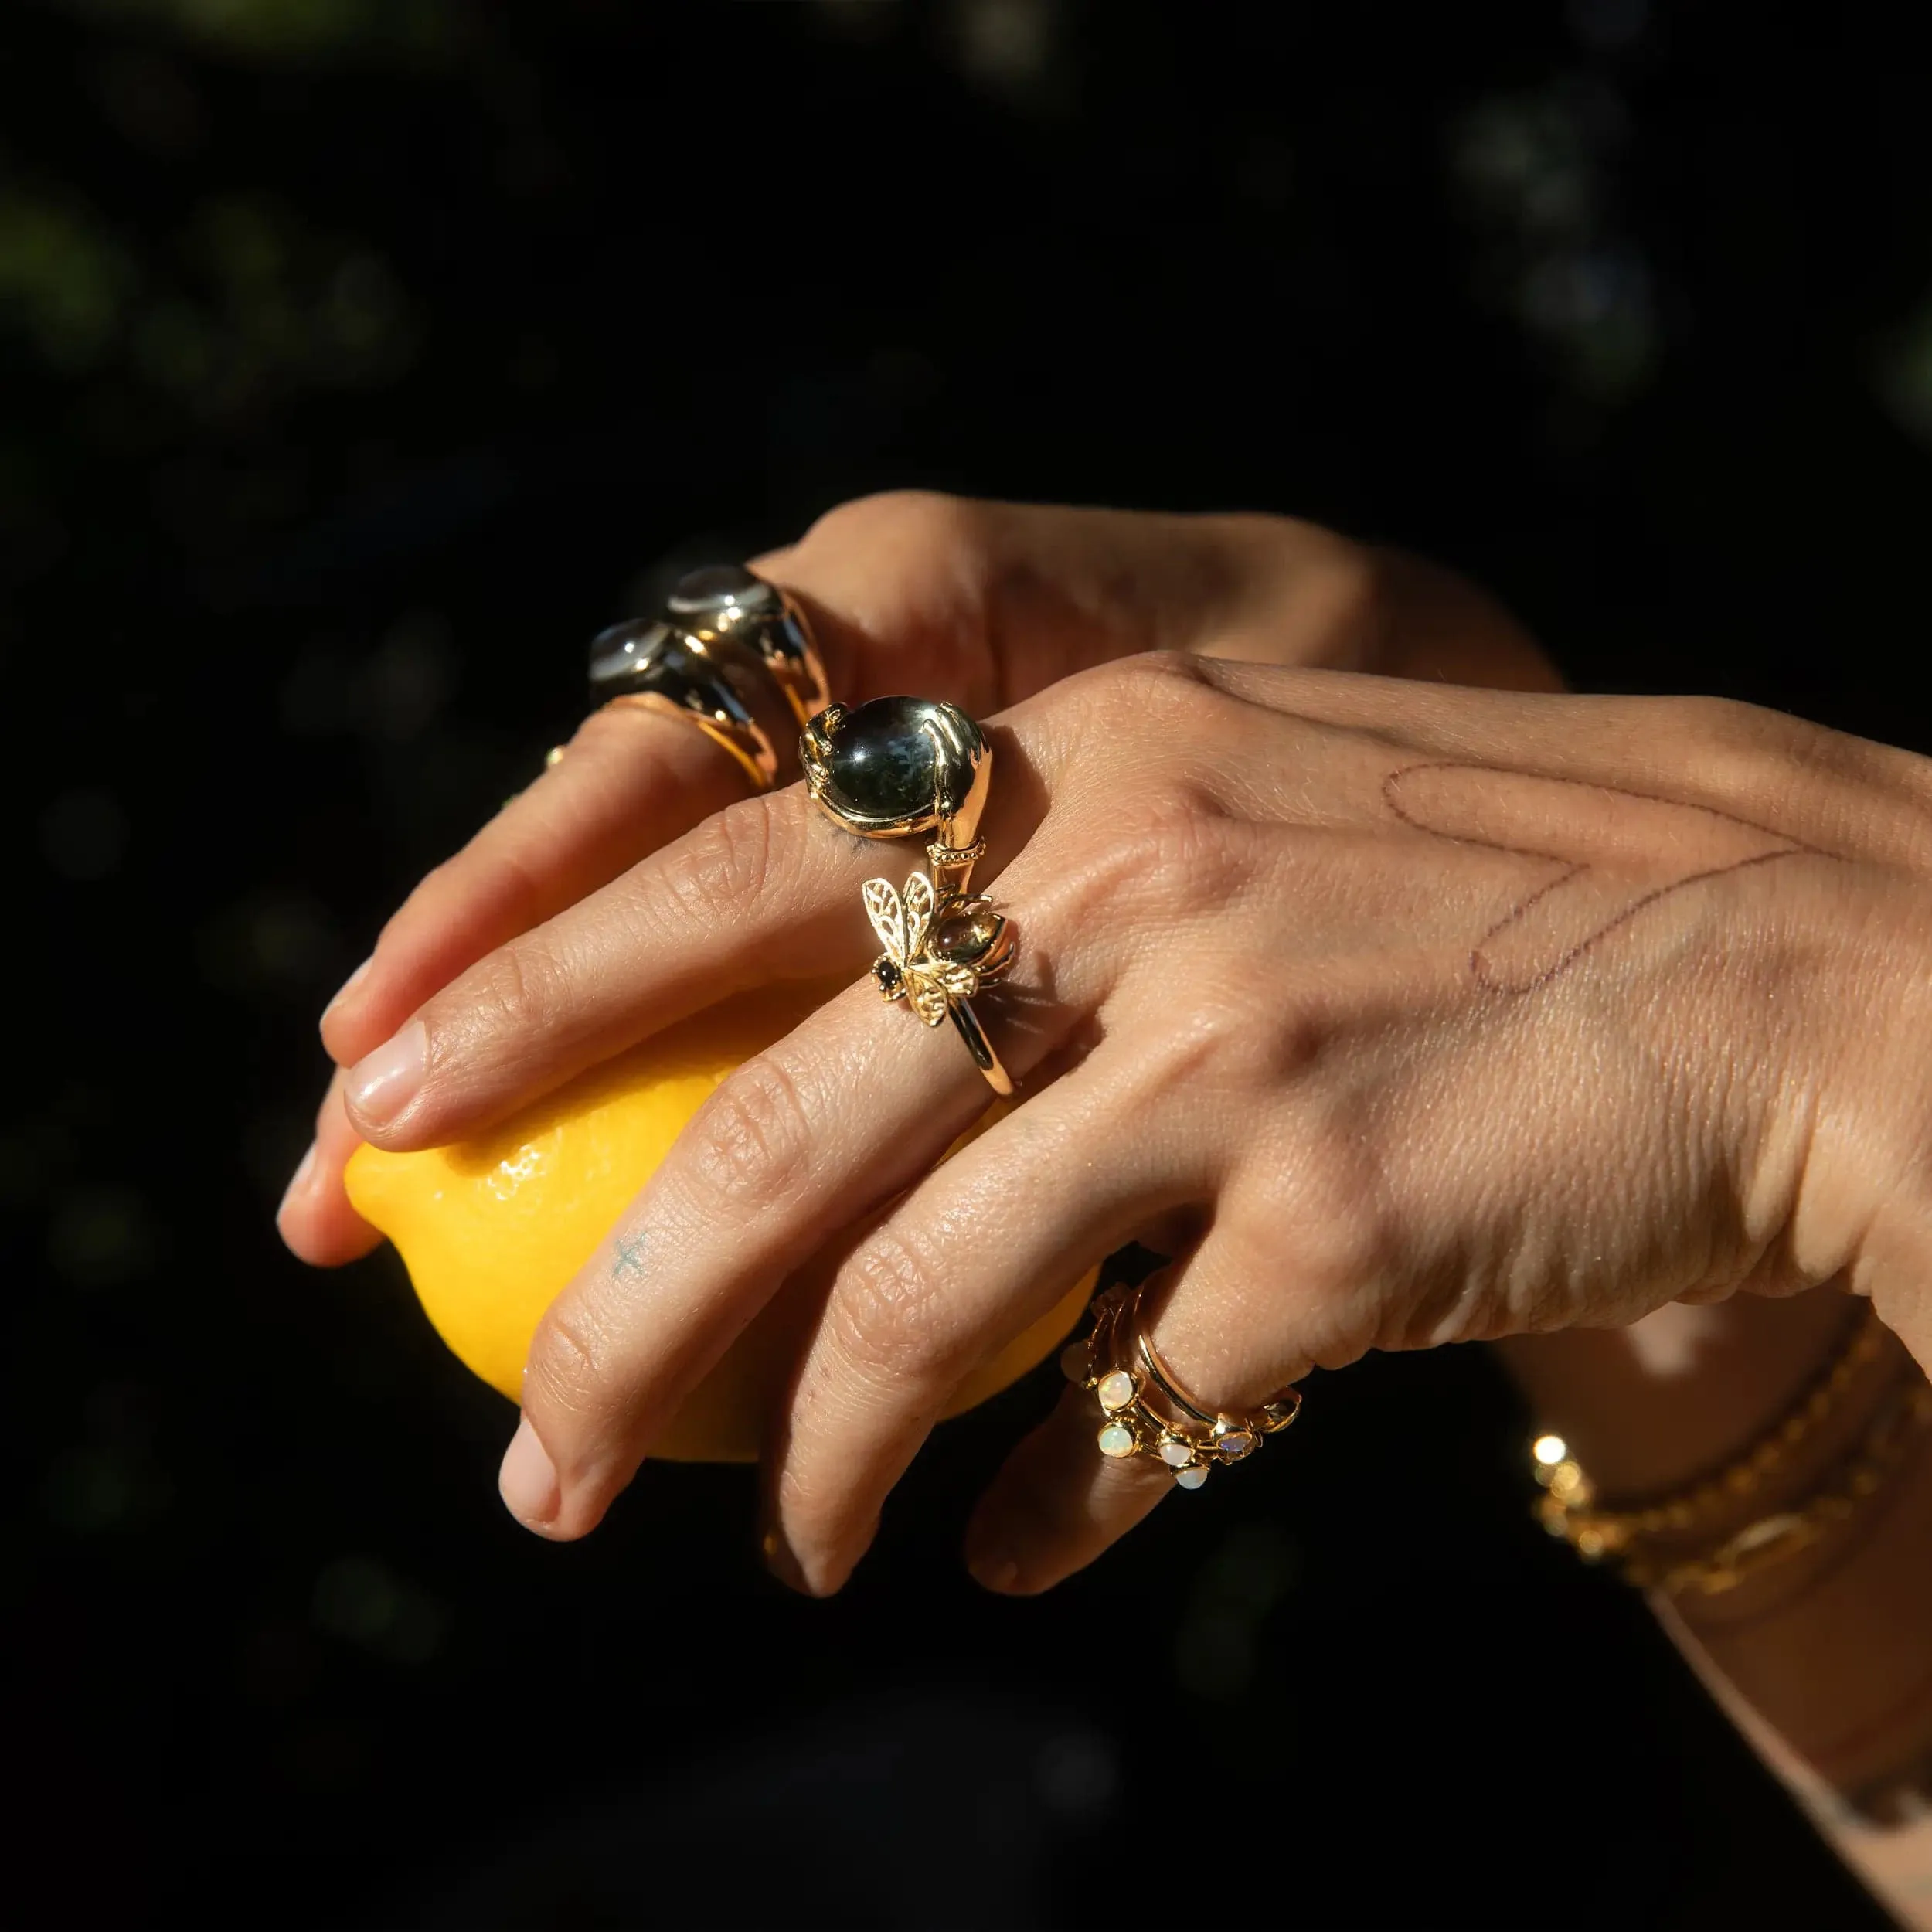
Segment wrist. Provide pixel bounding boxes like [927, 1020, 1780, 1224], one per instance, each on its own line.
[1502, 1300, 1932, 1804]
[1495, 1291, 1858, 1501]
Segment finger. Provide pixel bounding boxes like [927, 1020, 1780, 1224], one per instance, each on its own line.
[962, 1379, 1175, 1595]
[338, 689, 1064, 1152]
[964, 1242, 1304, 1594]
[321, 703, 751, 1070]
[498, 849, 1113, 1540]
[338, 782, 872, 1149]
[326, 495, 1331, 1076]
[750, 492, 1376, 711]
[274, 1066, 384, 1266]
[760, 1051, 1212, 1596]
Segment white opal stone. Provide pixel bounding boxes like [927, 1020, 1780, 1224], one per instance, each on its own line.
[1158, 1437, 1193, 1468]
[1060, 1342, 1090, 1384]
[1097, 1369, 1136, 1413]
[1174, 1464, 1208, 1490]
[1097, 1422, 1136, 1458]
[1216, 1429, 1257, 1461]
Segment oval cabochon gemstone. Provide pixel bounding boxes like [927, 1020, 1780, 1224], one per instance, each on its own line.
[821, 696, 955, 821]
[666, 563, 776, 620]
[587, 617, 671, 691]
[933, 908, 998, 961]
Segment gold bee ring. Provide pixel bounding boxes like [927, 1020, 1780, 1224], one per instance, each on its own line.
[800, 696, 1017, 1095]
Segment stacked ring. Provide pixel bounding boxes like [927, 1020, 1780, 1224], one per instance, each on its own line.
[801, 696, 1017, 1094]
[573, 565, 830, 790]
[1061, 1281, 1302, 1488]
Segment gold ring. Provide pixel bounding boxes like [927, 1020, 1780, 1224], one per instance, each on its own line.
[801, 696, 1015, 1095]
[553, 566, 830, 789]
[1061, 1282, 1302, 1488]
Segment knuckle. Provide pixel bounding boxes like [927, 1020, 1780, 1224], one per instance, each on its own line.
[1675, 692, 1766, 749]
[1671, 693, 1828, 777]
[1128, 792, 1258, 911]
[1138, 980, 1271, 1097]
[1223, 526, 1386, 667]
[1662, 695, 1855, 823]
[1242, 1131, 1393, 1345]
[481, 838, 553, 937]
[522, 1298, 611, 1425]
[385, 854, 462, 945]
[684, 1052, 816, 1208]
[824, 1224, 954, 1387]
[451, 937, 566, 1050]
[1094, 648, 1222, 726]
[803, 488, 987, 564]
[655, 795, 778, 928]
[1304, 541, 1391, 662]
[1060, 787, 1260, 932]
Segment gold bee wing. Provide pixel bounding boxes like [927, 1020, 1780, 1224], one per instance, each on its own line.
[902, 869, 936, 956]
[906, 958, 980, 1027]
[906, 971, 954, 1027]
[862, 878, 908, 964]
[933, 960, 981, 1000]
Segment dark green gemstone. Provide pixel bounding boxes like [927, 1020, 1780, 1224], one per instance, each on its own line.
[822, 697, 947, 820]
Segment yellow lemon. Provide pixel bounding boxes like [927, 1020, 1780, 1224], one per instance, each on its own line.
[345, 981, 1094, 1462]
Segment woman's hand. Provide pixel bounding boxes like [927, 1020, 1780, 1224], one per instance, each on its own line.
[279, 494, 1546, 1266]
[324, 647, 1932, 1593]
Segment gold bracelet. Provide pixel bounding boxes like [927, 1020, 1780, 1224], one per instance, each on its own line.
[1639, 1379, 1932, 1597]
[1530, 1305, 1930, 1597]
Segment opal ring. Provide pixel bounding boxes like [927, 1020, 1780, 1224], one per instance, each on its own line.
[558, 565, 831, 790]
[1061, 1282, 1302, 1488]
[801, 696, 1017, 1095]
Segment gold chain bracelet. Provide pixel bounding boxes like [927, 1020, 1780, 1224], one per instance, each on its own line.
[1530, 1305, 1932, 1597]
[1638, 1379, 1932, 1596]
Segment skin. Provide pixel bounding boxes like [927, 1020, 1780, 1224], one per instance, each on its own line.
[283, 497, 1544, 1268]
[277, 495, 1932, 1611]
[1505, 1296, 1932, 1925]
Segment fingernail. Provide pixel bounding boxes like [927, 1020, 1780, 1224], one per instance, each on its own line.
[323, 954, 372, 1019]
[276, 1141, 318, 1222]
[498, 1414, 560, 1527]
[347, 1019, 427, 1130]
[966, 1543, 1019, 1594]
[760, 1525, 809, 1593]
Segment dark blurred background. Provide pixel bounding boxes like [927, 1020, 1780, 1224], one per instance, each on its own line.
[6, 2, 1929, 1926]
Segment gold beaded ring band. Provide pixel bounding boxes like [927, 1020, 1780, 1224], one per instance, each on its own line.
[556, 565, 831, 790]
[1062, 1281, 1303, 1488]
[800, 696, 1018, 1094]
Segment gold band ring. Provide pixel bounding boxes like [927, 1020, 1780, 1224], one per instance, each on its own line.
[801, 696, 1016, 1095]
[553, 566, 830, 789]
[1062, 1282, 1302, 1488]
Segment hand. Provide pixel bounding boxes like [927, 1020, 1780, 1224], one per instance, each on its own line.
[325, 645, 1932, 1593]
[278, 494, 1546, 1266]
